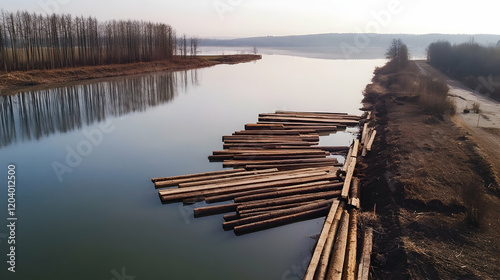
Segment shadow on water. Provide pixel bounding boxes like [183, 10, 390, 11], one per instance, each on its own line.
[0, 69, 199, 148]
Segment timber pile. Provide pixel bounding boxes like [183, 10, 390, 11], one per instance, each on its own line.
[151, 110, 375, 279]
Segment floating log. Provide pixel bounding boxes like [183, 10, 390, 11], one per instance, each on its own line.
[357, 228, 374, 280]
[344, 209, 358, 280]
[205, 180, 333, 203]
[275, 110, 350, 116]
[152, 168, 245, 183]
[160, 173, 337, 203]
[315, 201, 345, 280]
[223, 200, 333, 231]
[193, 203, 239, 218]
[223, 142, 317, 149]
[237, 190, 341, 212]
[258, 121, 346, 128]
[234, 182, 343, 203]
[223, 158, 337, 168]
[302, 200, 341, 280]
[325, 210, 350, 280]
[233, 205, 330, 235]
[232, 154, 328, 161]
[258, 116, 359, 125]
[262, 112, 360, 120]
[238, 199, 328, 218]
[223, 134, 320, 142]
[223, 213, 239, 222]
[178, 168, 281, 188]
[233, 129, 316, 135]
[245, 123, 285, 130]
[245, 162, 341, 170]
[160, 168, 331, 196]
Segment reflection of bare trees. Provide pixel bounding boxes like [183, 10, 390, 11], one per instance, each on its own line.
[0, 70, 199, 148]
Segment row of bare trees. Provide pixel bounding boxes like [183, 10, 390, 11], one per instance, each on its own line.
[0, 10, 199, 72]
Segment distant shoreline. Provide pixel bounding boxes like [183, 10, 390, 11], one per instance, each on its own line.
[0, 55, 261, 95]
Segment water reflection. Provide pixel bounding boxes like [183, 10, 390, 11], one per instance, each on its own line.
[0, 70, 199, 148]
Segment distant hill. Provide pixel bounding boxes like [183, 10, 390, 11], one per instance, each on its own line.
[201, 33, 500, 59]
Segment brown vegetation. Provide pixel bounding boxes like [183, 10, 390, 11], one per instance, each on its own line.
[360, 59, 500, 279]
[0, 55, 261, 95]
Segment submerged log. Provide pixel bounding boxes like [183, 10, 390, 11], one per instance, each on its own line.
[233, 205, 330, 235]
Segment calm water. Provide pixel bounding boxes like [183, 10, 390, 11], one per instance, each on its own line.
[0, 55, 384, 280]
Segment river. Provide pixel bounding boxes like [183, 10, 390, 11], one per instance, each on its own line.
[0, 54, 384, 279]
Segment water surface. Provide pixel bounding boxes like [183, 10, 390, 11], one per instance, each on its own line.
[0, 55, 383, 280]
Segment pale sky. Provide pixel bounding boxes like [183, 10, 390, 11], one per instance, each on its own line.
[3, 0, 499, 38]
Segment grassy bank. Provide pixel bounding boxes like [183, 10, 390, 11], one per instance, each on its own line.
[0, 55, 261, 95]
[360, 60, 500, 279]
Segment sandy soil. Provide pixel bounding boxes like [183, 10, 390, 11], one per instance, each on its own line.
[360, 61, 500, 279]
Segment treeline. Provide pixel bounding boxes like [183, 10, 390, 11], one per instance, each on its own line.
[427, 41, 500, 78]
[0, 10, 199, 72]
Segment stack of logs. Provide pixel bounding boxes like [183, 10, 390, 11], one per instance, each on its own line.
[151, 110, 377, 280]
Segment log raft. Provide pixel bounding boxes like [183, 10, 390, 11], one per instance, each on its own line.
[150, 110, 374, 280]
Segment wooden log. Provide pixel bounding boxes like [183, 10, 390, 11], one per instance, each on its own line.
[223, 158, 336, 168]
[315, 201, 345, 280]
[237, 199, 328, 217]
[233, 205, 331, 235]
[344, 209, 358, 280]
[178, 168, 280, 188]
[206, 180, 333, 203]
[245, 162, 342, 170]
[160, 173, 338, 203]
[222, 135, 320, 142]
[237, 190, 341, 211]
[366, 130, 377, 152]
[224, 200, 334, 230]
[275, 110, 350, 116]
[351, 139, 360, 159]
[234, 129, 316, 135]
[258, 116, 359, 125]
[224, 139, 311, 144]
[234, 182, 343, 203]
[232, 154, 328, 161]
[349, 177, 360, 208]
[212, 149, 326, 155]
[160, 168, 331, 197]
[360, 123, 369, 145]
[263, 112, 360, 120]
[302, 200, 341, 280]
[341, 158, 357, 199]
[152, 168, 245, 183]
[193, 203, 239, 218]
[325, 210, 350, 280]
[258, 121, 346, 128]
[245, 123, 285, 130]
[357, 228, 374, 280]
[223, 142, 317, 149]
[343, 145, 354, 172]
[223, 213, 239, 222]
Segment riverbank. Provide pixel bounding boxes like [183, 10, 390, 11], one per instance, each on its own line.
[0, 54, 261, 95]
[360, 60, 500, 279]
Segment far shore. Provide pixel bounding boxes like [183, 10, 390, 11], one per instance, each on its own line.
[0, 54, 261, 95]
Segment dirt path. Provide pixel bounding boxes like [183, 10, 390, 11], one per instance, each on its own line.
[416, 60, 500, 184]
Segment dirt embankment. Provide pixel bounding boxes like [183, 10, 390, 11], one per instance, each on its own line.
[360, 62, 500, 279]
[0, 55, 261, 95]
